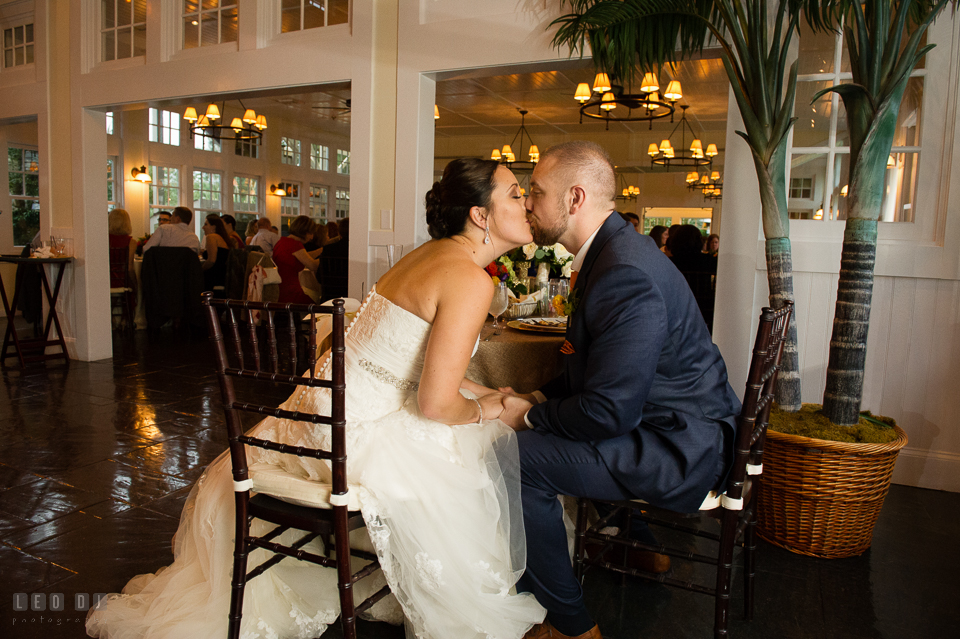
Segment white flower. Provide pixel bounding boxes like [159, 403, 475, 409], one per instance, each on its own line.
[561, 261, 573, 278]
[553, 243, 573, 262]
[522, 242, 537, 259]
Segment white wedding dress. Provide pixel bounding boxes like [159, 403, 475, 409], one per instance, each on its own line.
[87, 289, 545, 639]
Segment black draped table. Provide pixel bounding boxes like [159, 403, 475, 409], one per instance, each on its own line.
[0, 255, 73, 367]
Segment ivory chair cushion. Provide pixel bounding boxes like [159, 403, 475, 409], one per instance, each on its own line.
[250, 463, 362, 511]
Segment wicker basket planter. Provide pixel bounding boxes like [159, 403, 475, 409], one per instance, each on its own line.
[757, 425, 908, 559]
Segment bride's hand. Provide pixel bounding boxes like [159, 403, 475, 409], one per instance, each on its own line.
[498, 386, 536, 404]
[500, 395, 534, 431]
[478, 392, 505, 421]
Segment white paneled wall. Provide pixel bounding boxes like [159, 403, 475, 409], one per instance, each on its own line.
[758, 270, 960, 491]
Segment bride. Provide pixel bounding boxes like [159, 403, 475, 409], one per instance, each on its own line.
[86, 158, 546, 639]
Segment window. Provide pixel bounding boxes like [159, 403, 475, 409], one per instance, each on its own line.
[642, 216, 672, 235]
[281, 138, 301, 166]
[193, 170, 223, 232]
[194, 132, 221, 153]
[107, 157, 120, 211]
[335, 188, 349, 219]
[790, 177, 813, 200]
[183, 1, 239, 50]
[101, 0, 147, 62]
[680, 218, 711, 234]
[3, 23, 34, 68]
[106, 112, 115, 135]
[148, 166, 180, 231]
[280, 0, 349, 32]
[309, 185, 328, 223]
[235, 137, 259, 159]
[310, 144, 329, 171]
[149, 108, 181, 146]
[232, 175, 260, 230]
[278, 182, 300, 234]
[790, 23, 924, 222]
[336, 149, 350, 175]
[8, 147, 39, 246]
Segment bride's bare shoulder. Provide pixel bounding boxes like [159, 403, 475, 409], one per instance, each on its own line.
[376, 241, 490, 321]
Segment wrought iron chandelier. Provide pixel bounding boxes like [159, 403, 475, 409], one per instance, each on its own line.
[616, 173, 639, 201]
[491, 109, 540, 170]
[687, 170, 723, 200]
[574, 73, 681, 130]
[648, 105, 717, 168]
[184, 101, 267, 145]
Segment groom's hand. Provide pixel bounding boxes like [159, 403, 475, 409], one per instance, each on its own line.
[498, 386, 536, 404]
[501, 395, 533, 431]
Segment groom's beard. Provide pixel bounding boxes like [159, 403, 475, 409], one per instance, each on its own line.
[530, 197, 568, 246]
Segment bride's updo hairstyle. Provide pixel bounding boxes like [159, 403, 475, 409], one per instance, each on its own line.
[425, 158, 500, 240]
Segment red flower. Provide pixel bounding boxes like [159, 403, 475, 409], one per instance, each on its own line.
[498, 264, 509, 275]
[485, 263, 498, 276]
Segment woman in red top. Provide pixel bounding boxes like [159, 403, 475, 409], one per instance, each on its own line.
[273, 215, 323, 304]
[108, 208, 137, 290]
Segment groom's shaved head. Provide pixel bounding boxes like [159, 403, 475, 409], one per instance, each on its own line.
[539, 141, 616, 204]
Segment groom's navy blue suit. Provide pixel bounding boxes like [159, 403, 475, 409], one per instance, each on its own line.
[517, 213, 741, 622]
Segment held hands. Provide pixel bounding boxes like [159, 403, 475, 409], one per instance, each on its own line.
[500, 395, 533, 432]
[478, 392, 506, 422]
[498, 386, 537, 404]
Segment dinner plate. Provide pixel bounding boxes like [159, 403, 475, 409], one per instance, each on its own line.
[507, 318, 568, 333]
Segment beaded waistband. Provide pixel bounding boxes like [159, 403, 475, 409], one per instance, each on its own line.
[358, 358, 420, 391]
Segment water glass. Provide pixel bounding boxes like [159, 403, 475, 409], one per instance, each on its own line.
[545, 279, 569, 317]
[386, 244, 403, 268]
[488, 281, 509, 334]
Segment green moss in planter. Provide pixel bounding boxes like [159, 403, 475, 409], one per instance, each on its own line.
[769, 403, 898, 444]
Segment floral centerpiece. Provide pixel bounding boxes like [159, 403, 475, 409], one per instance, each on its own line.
[485, 255, 528, 296]
[135, 234, 151, 256]
[512, 242, 574, 279]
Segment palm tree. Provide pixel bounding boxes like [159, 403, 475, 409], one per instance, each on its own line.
[550, 0, 807, 410]
[813, 0, 956, 424]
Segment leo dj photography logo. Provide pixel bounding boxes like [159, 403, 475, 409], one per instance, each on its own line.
[9, 592, 106, 627]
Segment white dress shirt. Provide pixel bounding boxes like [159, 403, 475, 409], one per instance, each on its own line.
[143, 222, 201, 253]
[250, 229, 281, 256]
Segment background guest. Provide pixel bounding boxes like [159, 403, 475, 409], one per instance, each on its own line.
[273, 215, 323, 304]
[108, 208, 137, 292]
[249, 217, 280, 256]
[668, 224, 718, 332]
[303, 221, 327, 253]
[156, 210, 171, 226]
[201, 214, 231, 292]
[142, 206, 200, 253]
[620, 211, 642, 232]
[324, 220, 340, 246]
[648, 225, 667, 249]
[661, 224, 680, 256]
[244, 220, 259, 245]
[705, 233, 720, 256]
[221, 214, 244, 249]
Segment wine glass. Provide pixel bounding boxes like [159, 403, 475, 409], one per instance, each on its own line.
[488, 281, 509, 335]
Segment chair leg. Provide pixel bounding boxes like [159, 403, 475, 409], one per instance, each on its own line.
[744, 507, 757, 620]
[713, 511, 736, 639]
[574, 498, 589, 582]
[620, 507, 632, 587]
[334, 506, 358, 639]
[228, 528, 250, 639]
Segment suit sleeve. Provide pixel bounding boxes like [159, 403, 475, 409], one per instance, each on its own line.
[527, 264, 667, 441]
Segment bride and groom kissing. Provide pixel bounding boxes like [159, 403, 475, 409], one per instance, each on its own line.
[87, 141, 740, 639]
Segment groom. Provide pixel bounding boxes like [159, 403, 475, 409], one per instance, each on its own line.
[501, 141, 741, 639]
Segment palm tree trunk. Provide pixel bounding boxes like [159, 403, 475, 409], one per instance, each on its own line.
[822, 218, 877, 424]
[752, 143, 801, 411]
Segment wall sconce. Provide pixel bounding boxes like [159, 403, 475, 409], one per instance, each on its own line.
[270, 184, 286, 197]
[131, 166, 151, 183]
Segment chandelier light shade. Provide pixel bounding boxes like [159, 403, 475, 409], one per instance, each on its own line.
[640, 72, 659, 93]
[686, 172, 699, 184]
[492, 109, 541, 169]
[688, 169, 723, 200]
[130, 166, 151, 183]
[664, 81, 683, 101]
[574, 83, 592, 102]
[706, 143, 719, 157]
[650, 105, 715, 169]
[600, 92, 616, 110]
[592, 73, 611, 93]
[645, 92, 660, 110]
[648, 143, 659, 157]
[186, 101, 265, 145]
[616, 173, 639, 201]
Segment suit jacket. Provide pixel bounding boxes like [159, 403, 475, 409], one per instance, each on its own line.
[526, 214, 741, 512]
[141, 247, 204, 329]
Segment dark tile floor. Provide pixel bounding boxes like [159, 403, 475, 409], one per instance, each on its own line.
[1, 325, 958, 638]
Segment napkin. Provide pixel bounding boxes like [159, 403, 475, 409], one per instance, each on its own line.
[32, 247, 53, 258]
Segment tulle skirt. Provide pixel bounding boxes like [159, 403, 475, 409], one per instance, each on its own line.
[86, 391, 544, 639]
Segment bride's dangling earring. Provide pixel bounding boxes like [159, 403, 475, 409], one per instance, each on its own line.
[484, 223, 491, 244]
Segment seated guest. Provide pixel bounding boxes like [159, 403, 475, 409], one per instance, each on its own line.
[156, 210, 172, 226]
[668, 224, 717, 275]
[273, 215, 323, 304]
[620, 211, 641, 232]
[244, 219, 259, 245]
[142, 206, 200, 253]
[108, 208, 137, 291]
[249, 217, 280, 256]
[201, 214, 232, 292]
[648, 224, 667, 248]
[704, 233, 720, 256]
[318, 218, 348, 300]
[303, 221, 327, 253]
[220, 214, 244, 249]
[324, 220, 340, 246]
